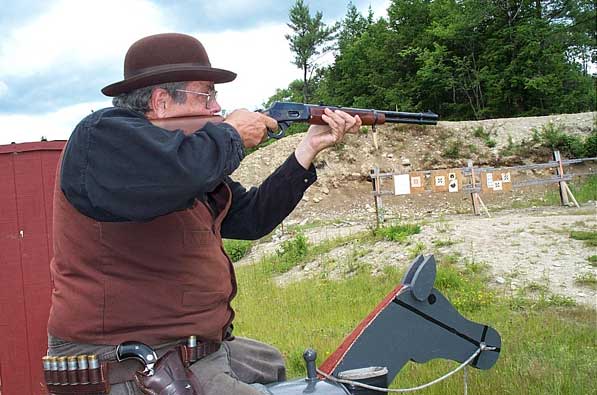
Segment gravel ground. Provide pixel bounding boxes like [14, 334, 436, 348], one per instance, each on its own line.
[238, 205, 597, 307]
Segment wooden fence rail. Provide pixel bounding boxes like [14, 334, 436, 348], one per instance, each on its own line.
[370, 151, 596, 224]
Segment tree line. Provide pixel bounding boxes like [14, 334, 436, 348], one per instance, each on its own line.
[269, 0, 596, 121]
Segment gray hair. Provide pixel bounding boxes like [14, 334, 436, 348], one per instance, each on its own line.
[112, 81, 188, 113]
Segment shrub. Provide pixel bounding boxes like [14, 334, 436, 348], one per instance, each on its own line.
[443, 139, 461, 159]
[277, 233, 308, 264]
[374, 223, 421, 242]
[534, 123, 586, 158]
[223, 239, 252, 262]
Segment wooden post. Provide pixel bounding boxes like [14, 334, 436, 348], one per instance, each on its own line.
[468, 160, 481, 215]
[371, 124, 379, 151]
[564, 183, 580, 208]
[553, 150, 570, 206]
[371, 167, 384, 227]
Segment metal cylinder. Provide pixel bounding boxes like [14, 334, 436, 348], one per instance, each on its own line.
[338, 366, 389, 395]
[42, 356, 53, 385]
[88, 354, 101, 384]
[188, 336, 198, 363]
[67, 356, 78, 385]
[49, 357, 60, 386]
[57, 356, 68, 385]
[77, 355, 90, 384]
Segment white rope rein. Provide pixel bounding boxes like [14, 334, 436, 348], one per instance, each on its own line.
[317, 343, 496, 393]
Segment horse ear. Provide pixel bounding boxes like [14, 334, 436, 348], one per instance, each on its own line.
[402, 255, 437, 301]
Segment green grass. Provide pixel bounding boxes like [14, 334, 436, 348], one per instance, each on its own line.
[472, 126, 497, 148]
[374, 223, 421, 242]
[231, 237, 596, 393]
[223, 239, 253, 262]
[442, 139, 462, 159]
[588, 255, 597, 266]
[570, 230, 597, 247]
[510, 175, 597, 209]
[260, 224, 423, 275]
[575, 272, 597, 290]
[567, 175, 597, 203]
[433, 238, 458, 247]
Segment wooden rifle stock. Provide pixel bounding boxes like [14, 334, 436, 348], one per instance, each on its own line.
[150, 115, 225, 135]
[303, 104, 438, 126]
[307, 106, 386, 125]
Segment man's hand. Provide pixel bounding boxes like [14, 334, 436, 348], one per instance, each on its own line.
[224, 109, 278, 148]
[295, 108, 362, 169]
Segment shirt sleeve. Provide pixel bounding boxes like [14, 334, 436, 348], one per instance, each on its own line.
[60, 109, 245, 221]
[221, 153, 317, 240]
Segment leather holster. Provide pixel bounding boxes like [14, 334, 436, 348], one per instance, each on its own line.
[134, 347, 203, 395]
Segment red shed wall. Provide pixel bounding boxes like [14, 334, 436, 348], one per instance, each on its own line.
[0, 141, 65, 395]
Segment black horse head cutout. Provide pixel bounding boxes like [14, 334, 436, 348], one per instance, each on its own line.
[319, 255, 501, 384]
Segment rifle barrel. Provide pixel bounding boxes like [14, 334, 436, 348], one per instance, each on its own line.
[382, 110, 439, 125]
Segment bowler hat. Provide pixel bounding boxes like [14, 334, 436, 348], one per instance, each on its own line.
[102, 33, 236, 96]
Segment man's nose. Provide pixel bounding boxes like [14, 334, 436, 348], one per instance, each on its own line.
[209, 98, 222, 113]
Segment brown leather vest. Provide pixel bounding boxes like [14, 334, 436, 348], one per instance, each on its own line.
[48, 162, 237, 345]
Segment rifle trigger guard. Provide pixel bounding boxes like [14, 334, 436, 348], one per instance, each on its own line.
[268, 122, 289, 139]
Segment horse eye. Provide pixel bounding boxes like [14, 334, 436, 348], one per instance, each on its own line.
[427, 294, 437, 305]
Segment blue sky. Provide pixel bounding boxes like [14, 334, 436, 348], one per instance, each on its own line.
[0, 0, 389, 144]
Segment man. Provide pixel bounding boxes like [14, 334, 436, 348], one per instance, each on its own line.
[47, 33, 361, 395]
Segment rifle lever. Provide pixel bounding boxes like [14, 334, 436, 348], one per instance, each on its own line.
[268, 121, 290, 139]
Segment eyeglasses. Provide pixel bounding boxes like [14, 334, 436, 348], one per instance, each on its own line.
[176, 89, 218, 109]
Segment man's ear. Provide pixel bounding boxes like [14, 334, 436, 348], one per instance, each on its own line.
[149, 88, 170, 119]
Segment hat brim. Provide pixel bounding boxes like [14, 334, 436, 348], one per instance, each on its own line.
[101, 65, 236, 96]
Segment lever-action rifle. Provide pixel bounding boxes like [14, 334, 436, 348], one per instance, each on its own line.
[151, 101, 439, 138]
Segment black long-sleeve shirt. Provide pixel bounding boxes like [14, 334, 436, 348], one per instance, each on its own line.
[60, 107, 316, 240]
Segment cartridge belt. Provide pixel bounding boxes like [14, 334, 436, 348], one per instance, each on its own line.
[43, 340, 221, 393]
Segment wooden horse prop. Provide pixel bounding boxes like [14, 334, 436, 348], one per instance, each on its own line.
[265, 254, 502, 394]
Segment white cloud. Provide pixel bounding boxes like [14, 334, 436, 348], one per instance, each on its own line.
[0, 81, 8, 97]
[196, 24, 303, 112]
[0, 0, 392, 145]
[0, 0, 170, 77]
[0, 100, 110, 145]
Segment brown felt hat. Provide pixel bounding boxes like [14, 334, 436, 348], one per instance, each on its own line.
[101, 33, 236, 96]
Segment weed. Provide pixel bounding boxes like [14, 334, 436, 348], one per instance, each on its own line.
[441, 253, 461, 265]
[344, 246, 368, 275]
[472, 126, 497, 147]
[543, 294, 576, 307]
[268, 234, 309, 273]
[535, 122, 587, 158]
[500, 123, 596, 159]
[464, 259, 488, 275]
[442, 139, 461, 159]
[567, 175, 597, 203]
[223, 239, 252, 262]
[588, 255, 597, 266]
[433, 238, 457, 247]
[473, 126, 489, 139]
[570, 230, 597, 247]
[575, 272, 597, 290]
[374, 223, 421, 243]
[524, 282, 549, 293]
[435, 222, 452, 234]
[407, 242, 426, 259]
